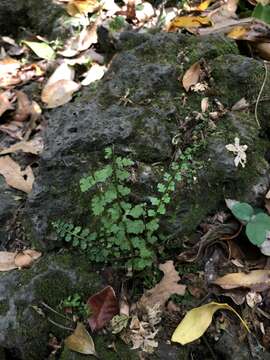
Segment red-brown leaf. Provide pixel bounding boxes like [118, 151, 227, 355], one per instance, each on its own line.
[87, 286, 119, 331]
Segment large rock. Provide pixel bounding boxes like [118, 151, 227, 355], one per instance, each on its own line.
[22, 32, 270, 251]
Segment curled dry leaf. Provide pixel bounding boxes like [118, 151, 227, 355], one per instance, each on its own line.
[213, 270, 270, 291]
[0, 136, 44, 156]
[81, 64, 106, 86]
[171, 302, 249, 345]
[65, 322, 97, 356]
[182, 62, 201, 92]
[87, 286, 119, 331]
[13, 91, 32, 122]
[0, 121, 24, 140]
[0, 90, 15, 116]
[0, 156, 34, 193]
[138, 260, 186, 310]
[231, 97, 249, 111]
[0, 249, 41, 271]
[14, 249, 42, 268]
[246, 291, 262, 308]
[201, 97, 209, 113]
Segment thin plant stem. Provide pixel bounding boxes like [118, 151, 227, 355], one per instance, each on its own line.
[255, 62, 268, 129]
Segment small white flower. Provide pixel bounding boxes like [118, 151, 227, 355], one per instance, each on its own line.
[225, 137, 248, 168]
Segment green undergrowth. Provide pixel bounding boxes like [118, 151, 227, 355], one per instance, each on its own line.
[53, 146, 199, 271]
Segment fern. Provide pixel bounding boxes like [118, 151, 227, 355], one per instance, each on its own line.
[53, 147, 197, 270]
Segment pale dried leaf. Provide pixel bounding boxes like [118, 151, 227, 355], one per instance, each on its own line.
[0, 252, 17, 271]
[138, 260, 186, 309]
[0, 121, 24, 140]
[182, 62, 201, 92]
[41, 79, 80, 108]
[81, 64, 106, 86]
[213, 270, 270, 291]
[65, 322, 97, 356]
[0, 90, 14, 116]
[231, 98, 249, 111]
[0, 137, 44, 156]
[46, 63, 75, 87]
[254, 42, 270, 61]
[246, 291, 262, 308]
[0, 155, 34, 193]
[201, 97, 209, 113]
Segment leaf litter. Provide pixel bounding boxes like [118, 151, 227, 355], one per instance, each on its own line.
[3, 0, 270, 356]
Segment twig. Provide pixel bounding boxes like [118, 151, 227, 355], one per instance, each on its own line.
[254, 62, 268, 129]
[40, 301, 72, 322]
[47, 317, 74, 332]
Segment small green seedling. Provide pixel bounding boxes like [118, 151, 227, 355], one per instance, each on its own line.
[226, 199, 270, 247]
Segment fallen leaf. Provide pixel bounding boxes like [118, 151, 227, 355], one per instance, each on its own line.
[0, 155, 34, 193]
[67, 0, 101, 16]
[14, 249, 42, 268]
[81, 64, 106, 86]
[87, 286, 119, 331]
[58, 23, 98, 58]
[41, 79, 81, 108]
[0, 249, 41, 271]
[0, 252, 17, 271]
[0, 137, 43, 155]
[45, 63, 75, 87]
[138, 261, 186, 310]
[227, 26, 249, 39]
[171, 302, 249, 345]
[231, 97, 249, 111]
[201, 97, 209, 112]
[168, 15, 212, 31]
[246, 291, 262, 308]
[213, 270, 270, 291]
[65, 322, 97, 356]
[0, 57, 21, 87]
[0, 121, 24, 140]
[0, 90, 14, 116]
[254, 42, 270, 61]
[13, 91, 32, 122]
[182, 62, 201, 92]
[22, 41, 55, 60]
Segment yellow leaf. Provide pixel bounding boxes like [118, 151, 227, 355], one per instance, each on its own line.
[171, 302, 249, 345]
[67, 0, 100, 16]
[227, 26, 248, 40]
[196, 0, 214, 11]
[65, 323, 97, 356]
[168, 16, 212, 31]
[182, 61, 201, 92]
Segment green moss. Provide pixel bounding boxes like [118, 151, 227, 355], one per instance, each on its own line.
[0, 300, 9, 315]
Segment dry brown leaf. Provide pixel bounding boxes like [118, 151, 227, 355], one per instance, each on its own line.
[168, 15, 212, 31]
[41, 79, 81, 108]
[0, 57, 21, 88]
[201, 97, 209, 112]
[58, 23, 98, 58]
[0, 252, 17, 271]
[254, 42, 270, 61]
[14, 249, 42, 268]
[0, 137, 44, 156]
[182, 62, 201, 92]
[0, 249, 41, 271]
[231, 97, 249, 111]
[65, 322, 97, 356]
[0, 155, 34, 193]
[0, 121, 24, 140]
[213, 270, 270, 291]
[138, 260, 186, 309]
[0, 90, 14, 116]
[13, 91, 32, 122]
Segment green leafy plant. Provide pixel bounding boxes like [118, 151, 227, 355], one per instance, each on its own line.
[226, 199, 270, 246]
[59, 294, 90, 319]
[53, 147, 196, 270]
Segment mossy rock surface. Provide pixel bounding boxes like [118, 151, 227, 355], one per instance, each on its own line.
[0, 253, 103, 360]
